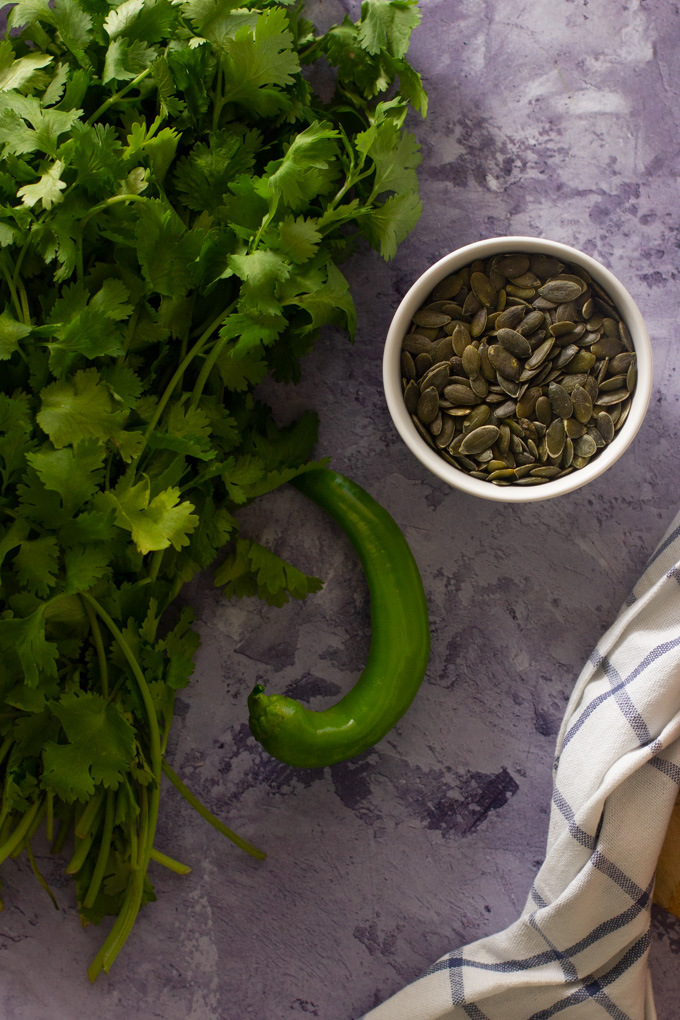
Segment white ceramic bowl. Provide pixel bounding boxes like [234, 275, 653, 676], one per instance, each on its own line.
[383, 236, 653, 502]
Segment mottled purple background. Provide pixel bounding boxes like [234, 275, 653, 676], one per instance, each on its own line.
[2, 1, 680, 1018]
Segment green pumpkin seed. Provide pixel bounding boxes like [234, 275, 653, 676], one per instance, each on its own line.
[594, 388, 630, 406]
[443, 384, 481, 406]
[403, 379, 420, 413]
[591, 336, 624, 359]
[596, 411, 615, 443]
[419, 362, 450, 393]
[534, 395, 552, 426]
[494, 254, 530, 278]
[538, 280, 583, 303]
[497, 327, 532, 358]
[401, 351, 416, 379]
[488, 344, 521, 381]
[433, 335, 454, 363]
[574, 434, 597, 458]
[459, 425, 500, 455]
[571, 384, 593, 423]
[413, 309, 451, 329]
[548, 381, 573, 418]
[431, 273, 464, 300]
[564, 418, 586, 439]
[414, 352, 432, 375]
[546, 418, 566, 458]
[462, 345, 481, 379]
[416, 386, 440, 423]
[470, 272, 497, 308]
[496, 304, 525, 329]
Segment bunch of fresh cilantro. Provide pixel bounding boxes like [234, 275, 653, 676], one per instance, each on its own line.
[0, 0, 426, 979]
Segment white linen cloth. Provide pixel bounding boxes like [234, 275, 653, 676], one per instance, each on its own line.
[363, 510, 680, 1020]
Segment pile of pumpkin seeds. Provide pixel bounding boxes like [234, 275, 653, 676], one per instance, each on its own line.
[401, 251, 637, 487]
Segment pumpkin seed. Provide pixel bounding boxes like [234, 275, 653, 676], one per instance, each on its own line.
[496, 304, 525, 329]
[546, 418, 566, 458]
[497, 328, 532, 359]
[548, 381, 573, 418]
[488, 344, 521, 381]
[459, 425, 500, 455]
[416, 386, 439, 423]
[574, 434, 597, 458]
[470, 272, 497, 308]
[443, 384, 481, 406]
[431, 273, 464, 300]
[594, 388, 629, 406]
[596, 411, 615, 443]
[451, 322, 471, 357]
[538, 280, 583, 303]
[571, 384, 593, 423]
[404, 379, 420, 413]
[462, 345, 481, 379]
[494, 254, 530, 278]
[413, 309, 451, 329]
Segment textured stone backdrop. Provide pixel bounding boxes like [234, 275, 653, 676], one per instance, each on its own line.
[2, 1, 680, 1018]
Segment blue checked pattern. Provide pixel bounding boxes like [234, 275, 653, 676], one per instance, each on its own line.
[362, 510, 680, 1020]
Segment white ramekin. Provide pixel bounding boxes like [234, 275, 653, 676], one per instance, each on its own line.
[383, 236, 653, 503]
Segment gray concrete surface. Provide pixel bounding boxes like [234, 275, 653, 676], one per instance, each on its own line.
[2, 1, 680, 1018]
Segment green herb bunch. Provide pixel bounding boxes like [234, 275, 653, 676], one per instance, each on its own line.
[0, 0, 426, 978]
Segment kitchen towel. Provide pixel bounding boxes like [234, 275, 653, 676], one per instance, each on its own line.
[363, 509, 680, 1020]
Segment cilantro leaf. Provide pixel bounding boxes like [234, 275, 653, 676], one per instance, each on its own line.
[357, 0, 422, 59]
[37, 368, 129, 448]
[228, 251, 291, 316]
[99, 474, 199, 554]
[263, 121, 339, 210]
[0, 310, 32, 360]
[361, 189, 422, 259]
[42, 690, 136, 801]
[26, 439, 106, 516]
[13, 535, 60, 597]
[17, 160, 67, 210]
[0, 607, 59, 686]
[214, 536, 323, 607]
[219, 8, 300, 116]
[0, 40, 53, 92]
[63, 544, 112, 593]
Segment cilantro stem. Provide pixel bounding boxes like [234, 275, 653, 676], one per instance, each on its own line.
[88, 869, 145, 982]
[149, 846, 191, 875]
[83, 790, 115, 910]
[86, 68, 153, 125]
[82, 595, 162, 974]
[67, 798, 105, 873]
[140, 301, 237, 448]
[147, 549, 164, 583]
[81, 193, 149, 229]
[51, 806, 74, 855]
[0, 255, 24, 323]
[82, 595, 161, 789]
[24, 838, 59, 910]
[161, 759, 266, 860]
[188, 331, 231, 410]
[136, 783, 149, 871]
[0, 799, 41, 867]
[25, 801, 47, 845]
[0, 736, 11, 768]
[75, 789, 105, 840]
[82, 599, 109, 697]
[46, 792, 54, 844]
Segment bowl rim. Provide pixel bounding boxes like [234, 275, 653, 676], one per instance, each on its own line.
[383, 235, 653, 503]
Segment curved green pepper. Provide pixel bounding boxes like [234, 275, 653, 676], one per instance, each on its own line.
[247, 468, 430, 768]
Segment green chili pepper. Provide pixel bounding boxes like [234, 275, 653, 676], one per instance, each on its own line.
[247, 468, 430, 768]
